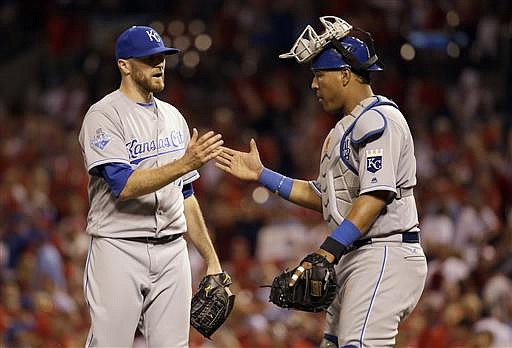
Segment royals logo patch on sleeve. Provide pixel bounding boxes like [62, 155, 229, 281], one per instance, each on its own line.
[366, 149, 383, 173]
[90, 128, 112, 150]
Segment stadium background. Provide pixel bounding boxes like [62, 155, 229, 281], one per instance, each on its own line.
[0, 0, 511, 347]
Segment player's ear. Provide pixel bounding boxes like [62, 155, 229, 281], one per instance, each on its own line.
[340, 68, 351, 87]
[117, 59, 130, 75]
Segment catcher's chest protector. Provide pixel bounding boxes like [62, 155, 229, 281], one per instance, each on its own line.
[318, 115, 360, 231]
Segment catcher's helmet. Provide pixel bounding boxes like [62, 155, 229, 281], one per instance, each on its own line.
[279, 16, 383, 73]
[311, 32, 383, 72]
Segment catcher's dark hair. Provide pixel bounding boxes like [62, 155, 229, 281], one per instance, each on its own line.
[354, 69, 371, 85]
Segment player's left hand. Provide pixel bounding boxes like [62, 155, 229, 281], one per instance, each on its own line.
[190, 272, 236, 338]
[268, 252, 337, 312]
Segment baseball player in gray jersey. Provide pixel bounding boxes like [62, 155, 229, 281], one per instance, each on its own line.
[78, 26, 226, 347]
[216, 17, 427, 347]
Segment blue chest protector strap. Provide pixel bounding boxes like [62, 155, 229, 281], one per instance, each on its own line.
[340, 96, 398, 175]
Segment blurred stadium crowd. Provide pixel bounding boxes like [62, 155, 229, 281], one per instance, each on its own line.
[1, 0, 512, 347]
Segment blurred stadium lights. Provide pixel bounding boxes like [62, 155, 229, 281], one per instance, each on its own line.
[183, 50, 200, 68]
[162, 35, 172, 48]
[400, 43, 415, 61]
[188, 19, 205, 36]
[157, 19, 214, 74]
[446, 42, 460, 58]
[168, 20, 185, 36]
[150, 20, 165, 34]
[195, 34, 212, 51]
[446, 11, 460, 27]
[173, 35, 191, 51]
[214, 107, 234, 124]
[252, 187, 269, 204]
[408, 31, 450, 50]
[405, 30, 468, 60]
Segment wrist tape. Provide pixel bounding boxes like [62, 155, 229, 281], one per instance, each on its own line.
[321, 219, 361, 263]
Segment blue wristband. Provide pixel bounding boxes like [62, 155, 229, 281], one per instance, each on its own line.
[258, 168, 293, 199]
[331, 219, 361, 246]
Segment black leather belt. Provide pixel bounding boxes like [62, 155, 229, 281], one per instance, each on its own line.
[123, 233, 183, 245]
[352, 232, 419, 249]
[396, 187, 414, 199]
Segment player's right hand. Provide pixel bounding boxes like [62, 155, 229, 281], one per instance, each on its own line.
[182, 128, 224, 170]
[215, 139, 264, 181]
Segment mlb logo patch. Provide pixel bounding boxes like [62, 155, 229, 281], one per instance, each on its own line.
[366, 149, 383, 173]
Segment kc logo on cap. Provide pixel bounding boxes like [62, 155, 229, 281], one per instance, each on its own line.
[115, 25, 180, 60]
[145, 29, 161, 42]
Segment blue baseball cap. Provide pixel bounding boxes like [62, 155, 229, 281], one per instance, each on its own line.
[115, 26, 180, 60]
[311, 36, 383, 72]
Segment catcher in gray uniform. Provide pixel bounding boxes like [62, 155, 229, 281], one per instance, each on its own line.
[78, 26, 232, 347]
[216, 17, 427, 347]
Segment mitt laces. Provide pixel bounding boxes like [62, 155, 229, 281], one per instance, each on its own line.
[279, 16, 353, 63]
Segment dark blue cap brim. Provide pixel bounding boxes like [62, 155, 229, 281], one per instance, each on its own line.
[311, 63, 383, 72]
[119, 46, 181, 59]
[367, 64, 384, 71]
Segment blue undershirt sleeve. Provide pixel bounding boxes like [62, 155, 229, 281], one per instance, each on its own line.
[182, 183, 194, 199]
[96, 163, 134, 198]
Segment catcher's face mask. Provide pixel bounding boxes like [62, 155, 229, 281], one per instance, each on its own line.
[279, 16, 383, 73]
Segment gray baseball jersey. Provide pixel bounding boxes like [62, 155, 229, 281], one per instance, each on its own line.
[79, 89, 198, 238]
[311, 95, 427, 347]
[78, 90, 197, 347]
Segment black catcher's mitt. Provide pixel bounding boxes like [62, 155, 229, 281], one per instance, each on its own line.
[269, 253, 337, 312]
[190, 271, 235, 338]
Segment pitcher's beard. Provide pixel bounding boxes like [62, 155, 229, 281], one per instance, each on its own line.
[133, 71, 165, 94]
